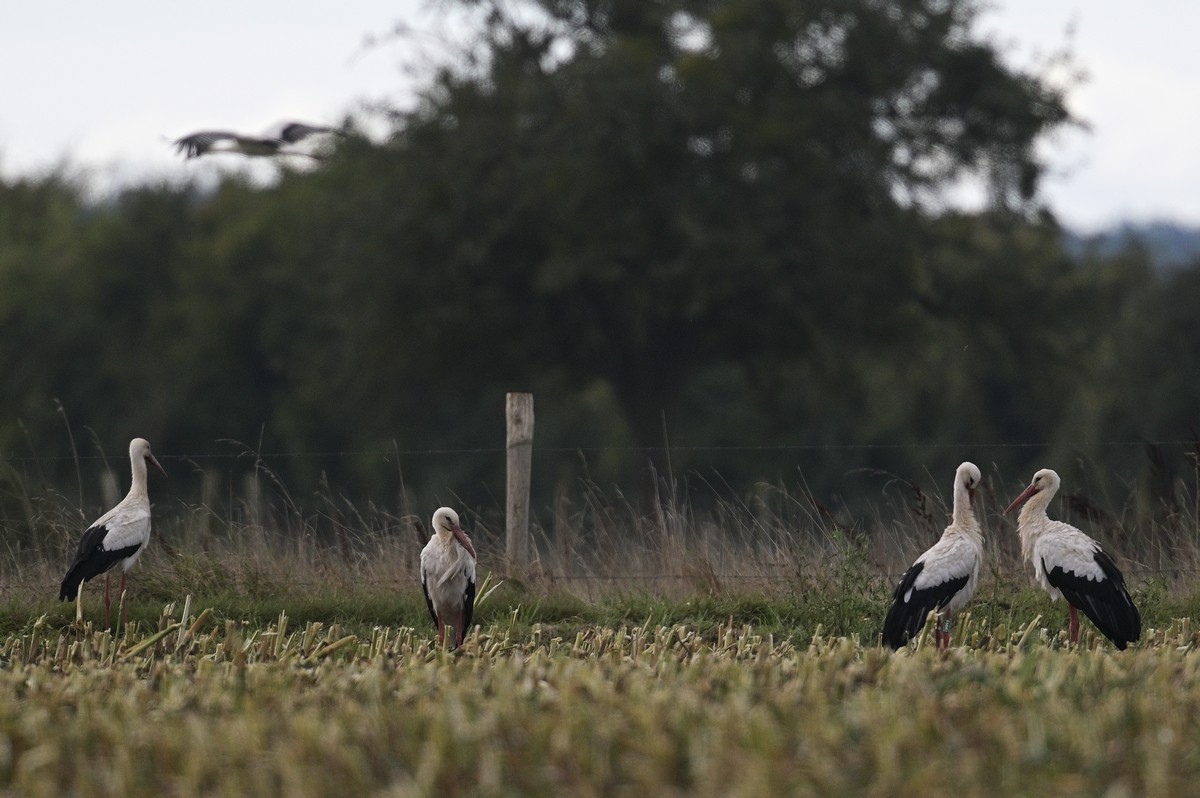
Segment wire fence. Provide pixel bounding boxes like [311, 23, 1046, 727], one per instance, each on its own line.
[3, 437, 1200, 463]
[4, 565, 1200, 595]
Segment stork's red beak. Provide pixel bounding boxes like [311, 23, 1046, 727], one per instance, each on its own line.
[1003, 484, 1038, 515]
[147, 453, 167, 478]
[452, 524, 477, 560]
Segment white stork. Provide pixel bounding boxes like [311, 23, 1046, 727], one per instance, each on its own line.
[882, 461, 984, 650]
[420, 507, 478, 649]
[59, 438, 166, 627]
[172, 121, 337, 159]
[1004, 468, 1141, 649]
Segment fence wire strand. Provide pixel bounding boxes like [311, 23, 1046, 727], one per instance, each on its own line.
[1, 437, 1199, 465]
[1, 566, 1198, 597]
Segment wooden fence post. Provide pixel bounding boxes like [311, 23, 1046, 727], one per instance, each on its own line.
[242, 471, 263, 529]
[100, 469, 120, 510]
[506, 392, 534, 570]
[200, 468, 221, 534]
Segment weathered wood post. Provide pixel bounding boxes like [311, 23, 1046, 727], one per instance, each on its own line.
[201, 468, 221, 534]
[505, 392, 534, 570]
[100, 469, 120, 510]
[242, 471, 263, 529]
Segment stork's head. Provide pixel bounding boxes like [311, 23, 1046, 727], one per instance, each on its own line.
[432, 506, 477, 560]
[130, 437, 167, 478]
[956, 461, 982, 501]
[1003, 468, 1060, 515]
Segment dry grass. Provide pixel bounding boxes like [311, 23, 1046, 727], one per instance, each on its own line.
[4, 441, 1200, 601]
[1, 451, 1199, 651]
[0, 605, 1198, 796]
[2, 454, 1200, 796]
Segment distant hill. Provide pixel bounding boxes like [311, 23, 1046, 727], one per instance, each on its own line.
[1064, 221, 1200, 270]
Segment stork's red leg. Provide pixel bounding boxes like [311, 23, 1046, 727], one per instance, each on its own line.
[103, 574, 111, 629]
[938, 610, 953, 652]
[119, 572, 128, 627]
[1068, 605, 1080, 645]
[436, 616, 445, 647]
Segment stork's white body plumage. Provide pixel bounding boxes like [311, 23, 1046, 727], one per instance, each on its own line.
[60, 438, 166, 626]
[172, 121, 336, 159]
[883, 462, 983, 650]
[1005, 468, 1141, 649]
[1025, 522, 1114, 600]
[420, 507, 478, 649]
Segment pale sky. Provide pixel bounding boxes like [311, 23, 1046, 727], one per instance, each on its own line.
[978, 1, 1200, 231]
[2, 1, 1197, 232]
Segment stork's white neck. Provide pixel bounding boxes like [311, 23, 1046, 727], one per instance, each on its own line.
[940, 472, 979, 547]
[1016, 486, 1056, 559]
[1017, 487, 1055, 526]
[951, 481, 975, 524]
[127, 453, 150, 499]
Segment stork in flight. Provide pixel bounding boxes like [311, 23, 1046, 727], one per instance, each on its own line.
[172, 121, 337, 159]
[1004, 468, 1141, 649]
[59, 438, 166, 628]
[420, 507, 478, 650]
[882, 461, 984, 651]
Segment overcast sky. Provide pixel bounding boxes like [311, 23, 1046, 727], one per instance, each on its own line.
[2, 1, 1197, 232]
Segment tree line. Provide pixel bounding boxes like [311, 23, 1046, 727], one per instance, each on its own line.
[2, 0, 1197, 525]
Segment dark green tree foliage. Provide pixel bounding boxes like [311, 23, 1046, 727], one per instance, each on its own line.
[333, 1, 1065, 429]
[300, 0, 1072, 488]
[0, 178, 285, 476]
[0, 175, 87, 437]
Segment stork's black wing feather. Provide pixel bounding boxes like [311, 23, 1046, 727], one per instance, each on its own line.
[278, 122, 333, 143]
[461, 576, 476, 642]
[1044, 552, 1141, 649]
[420, 567, 439, 629]
[59, 525, 140, 601]
[881, 561, 969, 649]
[173, 131, 238, 158]
[70, 524, 108, 563]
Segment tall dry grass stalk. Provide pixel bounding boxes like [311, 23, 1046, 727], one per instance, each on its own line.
[2, 448, 1200, 605]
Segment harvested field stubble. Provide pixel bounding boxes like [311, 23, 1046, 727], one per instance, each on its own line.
[0, 604, 1198, 796]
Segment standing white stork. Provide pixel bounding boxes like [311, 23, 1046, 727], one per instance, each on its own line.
[1004, 468, 1141, 649]
[59, 438, 166, 627]
[172, 121, 337, 159]
[882, 461, 984, 650]
[420, 507, 478, 649]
